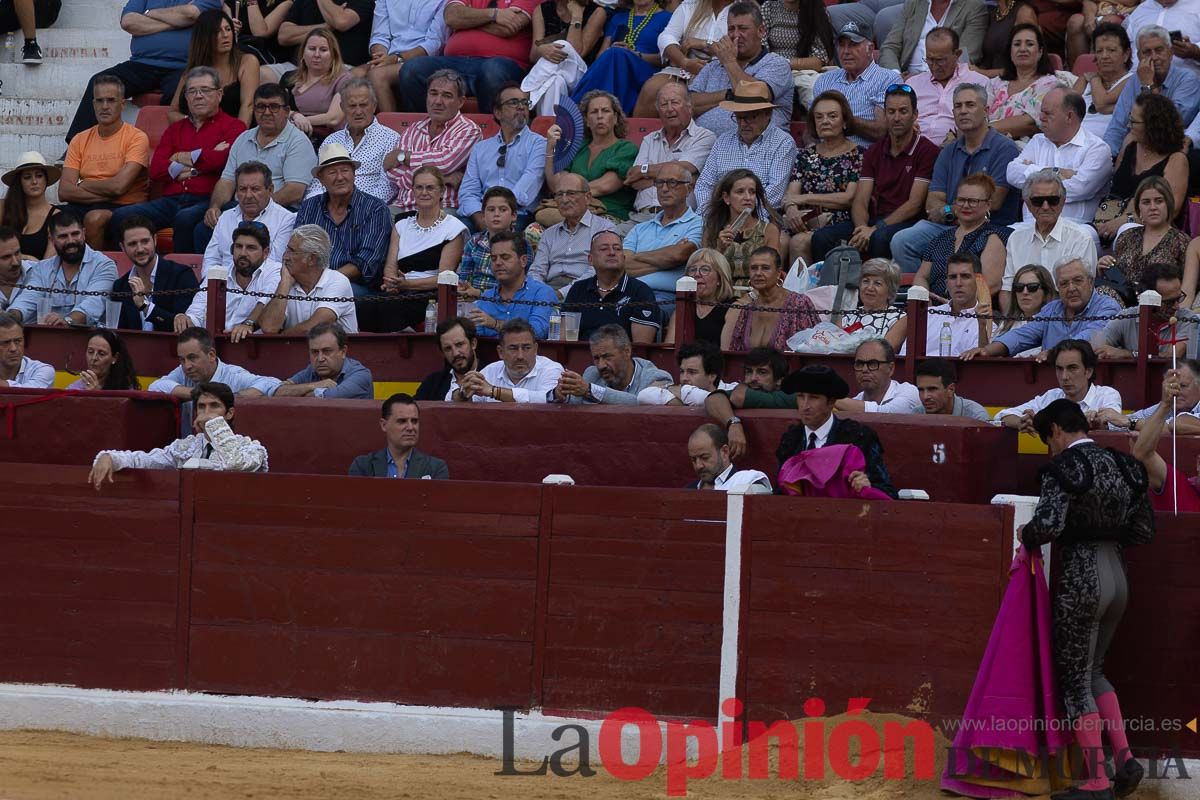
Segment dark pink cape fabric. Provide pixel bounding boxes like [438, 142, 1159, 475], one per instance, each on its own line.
[778, 444, 892, 501]
[940, 547, 1074, 797]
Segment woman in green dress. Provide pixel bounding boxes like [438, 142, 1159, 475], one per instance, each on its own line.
[543, 90, 638, 227]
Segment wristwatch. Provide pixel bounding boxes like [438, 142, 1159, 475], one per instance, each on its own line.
[242, 319, 260, 331]
[726, 415, 742, 429]
[396, 55, 405, 68]
[1128, 417, 1138, 432]
[640, 163, 649, 175]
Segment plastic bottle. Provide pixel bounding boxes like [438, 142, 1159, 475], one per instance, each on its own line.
[939, 321, 953, 357]
[548, 310, 562, 340]
[4, 33, 13, 50]
[424, 300, 437, 333]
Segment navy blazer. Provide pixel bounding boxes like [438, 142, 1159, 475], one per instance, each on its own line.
[112, 258, 200, 332]
[348, 448, 449, 479]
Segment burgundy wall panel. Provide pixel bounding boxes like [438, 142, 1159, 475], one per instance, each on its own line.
[741, 497, 1009, 725]
[0, 464, 183, 690]
[185, 473, 542, 708]
[539, 488, 727, 718]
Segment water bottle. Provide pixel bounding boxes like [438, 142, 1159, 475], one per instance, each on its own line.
[423, 299, 437, 333]
[548, 310, 562, 340]
[939, 321, 953, 357]
[4, 33, 13, 50]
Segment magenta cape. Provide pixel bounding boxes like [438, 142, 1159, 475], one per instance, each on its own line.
[777, 444, 892, 501]
[941, 547, 1075, 797]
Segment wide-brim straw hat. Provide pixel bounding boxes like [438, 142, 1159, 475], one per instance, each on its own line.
[718, 80, 778, 114]
[3, 151, 61, 188]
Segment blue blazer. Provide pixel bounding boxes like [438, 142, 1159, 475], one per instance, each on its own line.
[112, 258, 200, 331]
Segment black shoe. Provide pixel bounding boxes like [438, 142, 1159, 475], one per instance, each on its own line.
[1050, 788, 1115, 800]
[1113, 758, 1144, 798]
[21, 40, 42, 64]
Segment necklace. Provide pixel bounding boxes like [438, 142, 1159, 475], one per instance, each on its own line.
[993, 0, 1012, 21]
[623, 3, 660, 48]
[415, 211, 444, 231]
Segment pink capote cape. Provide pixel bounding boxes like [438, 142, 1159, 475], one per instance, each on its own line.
[778, 443, 892, 501]
[941, 547, 1075, 797]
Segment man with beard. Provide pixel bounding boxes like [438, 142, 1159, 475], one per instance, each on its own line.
[415, 316, 483, 401]
[111, 215, 199, 331]
[177, 222, 283, 335]
[9, 210, 117, 327]
[686, 423, 771, 492]
[554, 323, 672, 405]
[201, 161, 296, 271]
[0, 312, 54, 388]
[459, 84, 545, 232]
[451, 317, 563, 403]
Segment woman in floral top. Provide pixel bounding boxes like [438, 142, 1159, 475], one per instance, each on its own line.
[987, 23, 1062, 141]
[782, 91, 862, 268]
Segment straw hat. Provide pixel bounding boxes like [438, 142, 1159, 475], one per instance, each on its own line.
[312, 143, 361, 177]
[718, 80, 778, 114]
[2, 151, 61, 188]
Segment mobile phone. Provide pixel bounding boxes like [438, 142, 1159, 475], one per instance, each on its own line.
[729, 208, 752, 233]
[1171, 30, 1184, 42]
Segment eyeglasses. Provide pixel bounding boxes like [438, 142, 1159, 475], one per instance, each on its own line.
[254, 102, 286, 112]
[1030, 195, 1061, 207]
[853, 359, 892, 371]
[1013, 281, 1044, 294]
[184, 86, 220, 97]
[685, 265, 715, 277]
[1163, 291, 1188, 306]
[499, 98, 530, 108]
[954, 196, 988, 207]
[653, 179, 690, 189]
[553, 189, 587, 199]
[497, 142, 508, 169]
[1129, 116, 1145, 125]
[885, 83, 915, 94]
[413, 185, 440, 195]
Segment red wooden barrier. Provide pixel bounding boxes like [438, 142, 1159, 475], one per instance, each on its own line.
[740, 497, 1011, 725]
[0, 464, 185, 691]
[186, 473, 542, 708]
[540, 487, 727, 718]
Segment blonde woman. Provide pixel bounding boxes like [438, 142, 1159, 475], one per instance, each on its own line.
[544, 90, 638, 223]
[632, 0, 734, 116]
[284, 28, 352, 140]
[666, 247, 735, 346]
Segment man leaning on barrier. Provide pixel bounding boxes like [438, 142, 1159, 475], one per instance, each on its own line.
[554, 324, 672, 405]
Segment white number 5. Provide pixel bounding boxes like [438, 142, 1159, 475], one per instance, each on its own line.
[931, 443, 946, 464]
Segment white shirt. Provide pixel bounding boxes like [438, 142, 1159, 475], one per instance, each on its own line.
[1006, 128, 1114, 223]
[854, 379, 923, 413]
[1126, 0, 1200, 79]
[129, 259, 159, 331]
[184, 259, 284, 330]
[804, 413, 837, 449]
[202, 200, 295, 271]
[994, 383, 1123, 421]
[466, 355, 565, 404]
[1002, 218, 1098, 291]
[96, 417, 268, 473]
[283, 268, 359, 333]
[149, 358, 282, 397]
[907, 0, 954, 72]
[3, 356, 54, 388]
[657, 0, 731, 56]
[0, 261, 32, 312]
[926, 303, 985, 357]
[709, 463, 772, 492]
[632, 121, 717, 211]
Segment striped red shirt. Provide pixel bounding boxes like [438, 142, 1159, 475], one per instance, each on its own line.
[386, 113, 482, 212]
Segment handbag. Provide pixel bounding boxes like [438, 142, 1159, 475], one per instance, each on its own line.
[1092, 195, 1130, 226]
[1096, 263, 1137, 307]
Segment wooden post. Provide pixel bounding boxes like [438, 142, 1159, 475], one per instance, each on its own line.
[674, 275, 697, 349]
[904, 285, 931, 381]
[205, 266, 228, 336]
[1135, 289, 1161, 410]
[436, 270, 458, 324]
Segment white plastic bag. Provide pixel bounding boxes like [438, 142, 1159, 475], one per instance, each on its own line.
[783, 257, 820, 294]
[787, 321, 880, 354]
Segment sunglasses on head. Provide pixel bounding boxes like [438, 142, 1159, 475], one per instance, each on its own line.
[1013, 281, 1044, 293]
[886, 83, 915, 93]
[1030, 195, 1061, 207]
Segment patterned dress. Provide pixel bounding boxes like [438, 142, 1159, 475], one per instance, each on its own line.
[791, 145, 862, 227]
[1113, 226, 1190, 292]
[728, 290, 820, 351]
[1021, 443, 1155, 722]
[722, 219, 768, 284]
[987, 74, 1061, 129]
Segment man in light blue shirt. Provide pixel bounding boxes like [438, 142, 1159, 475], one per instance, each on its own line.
[359, 0, 450, 112]
[458, 85, 546, 231]
[275, 322, 374, 399]
[149, 326, 282, 399]
[1104, 25, 1200, 155]
[961, 257, 1122, 359]
[9, 212, 117, 326]
[623, 163, 704, 305]
[469, 231, 558, 338]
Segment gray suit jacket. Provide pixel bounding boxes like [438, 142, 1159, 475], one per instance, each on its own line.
[878, 0, 988, 71]
[348, 448, 450, 479]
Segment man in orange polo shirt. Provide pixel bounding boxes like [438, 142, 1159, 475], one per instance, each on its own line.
[396, 0, 539, 114]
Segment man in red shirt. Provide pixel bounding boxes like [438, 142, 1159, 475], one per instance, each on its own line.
[396, 0, 539, 114]
[811, 83, 939, 262]
[1133, 370, 1200, 513]
[109, 66, 246, 253]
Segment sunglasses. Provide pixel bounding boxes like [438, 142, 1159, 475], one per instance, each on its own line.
[497, 142, 508, 169]
[853, 359, 893, 371]
[1013, 281, 1044, 293]
[1030, 195, 1061, 207]
[886, 83, 915, 94]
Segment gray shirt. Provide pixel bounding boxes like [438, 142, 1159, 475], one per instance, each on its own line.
[916, 394, 992, 422]
[1094, 308, 1200, 360]
[571, 357, 672, 405]
[527, 211, 614, 287]
[220, 123, 319, 191]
